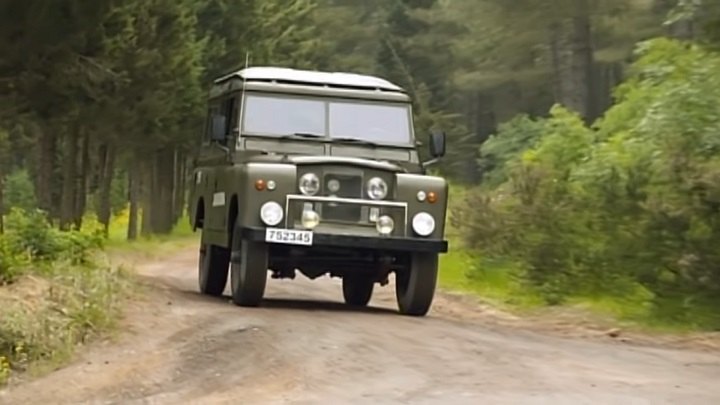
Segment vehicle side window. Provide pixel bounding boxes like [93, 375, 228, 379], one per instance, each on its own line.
[220, 96, 238, 145]
[203, 105, 220, 144]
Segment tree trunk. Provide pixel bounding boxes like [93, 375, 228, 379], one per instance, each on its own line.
[474, 91, 497, 184]
[97, 143, 116, 237]
[0, 173, 5, 235]
[173, 150, 186, 224]
[127, 163, 140, 241]
[549, 2, 595, 122]
[593, 62, 624, 117]
[150, 149, 176, 234]
[141, 158, 155, 236]
[59, 130, 78, 230]
[73, 131, 90, 230]
[35, 127, 59, 220]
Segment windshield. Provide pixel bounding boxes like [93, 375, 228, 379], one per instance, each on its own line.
[241, 94, 413, 145]
[329, 102, 411, 143]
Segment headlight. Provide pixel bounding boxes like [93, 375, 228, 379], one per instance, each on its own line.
[301, 209, 320, 229]
[412, 212, 435, 237]
[366, 177, 388, 200]
[376, 215, 394, 235]
[260, 201, 284, 226]
[299, 173, 320, 196]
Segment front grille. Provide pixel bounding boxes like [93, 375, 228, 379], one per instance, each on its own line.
[323, 173, 362, 198]
[285, 195, 408, 237]
[322, 173, 363, 221]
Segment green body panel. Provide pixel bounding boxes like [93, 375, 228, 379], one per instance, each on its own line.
[396, 174, 449, 240]
[236, 163, 297, 227]
[191, 162, 298, 248]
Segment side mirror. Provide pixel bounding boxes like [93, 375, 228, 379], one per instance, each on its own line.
[429, 131, 446, 158]
[210, 115, 227, 142]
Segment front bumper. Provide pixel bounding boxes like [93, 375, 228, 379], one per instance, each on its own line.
[239, 227, 448, 253]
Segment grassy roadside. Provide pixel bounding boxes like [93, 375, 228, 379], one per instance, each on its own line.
[437, 189, 719, 335]
[105, 214, 198, 260]
[0, 209, 201, 386]
[0, 211, 138, 386]
[437, 239, 720, 340]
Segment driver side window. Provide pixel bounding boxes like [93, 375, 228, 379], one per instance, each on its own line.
[220, 96, 238, 146]
[203, 95, 239, 146]
[204, 105, 220, 145]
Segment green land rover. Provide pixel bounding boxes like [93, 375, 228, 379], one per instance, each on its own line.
[188, 66, 449, 316]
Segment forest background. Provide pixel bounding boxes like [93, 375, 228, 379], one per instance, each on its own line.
[1, 0, 719, 332]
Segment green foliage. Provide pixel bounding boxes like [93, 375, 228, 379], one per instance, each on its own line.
[0, 236, 27, 285]
[457, 38, 720, 329]
[0, 206, 128, 385]
[0, 129, 8, 167]
[0, 355, 8, 385]
[0, 209, 105, 284]
[479, 114, 546, 187]
[2, 170, 37, 214]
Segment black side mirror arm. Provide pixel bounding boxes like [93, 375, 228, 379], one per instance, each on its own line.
[421, 158, 440, 170]
[420, 131, 446, 173]
[212, 141, 230, 154]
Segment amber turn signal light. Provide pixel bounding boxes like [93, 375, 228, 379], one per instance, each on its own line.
[255, 179, 266, 191]
[427, 192, 438, 204]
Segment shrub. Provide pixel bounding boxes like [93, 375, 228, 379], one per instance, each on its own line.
[0, 355, 9, 385]
[4, 208, 65, 262]
[0, 235, 28, 285]
[1, 170, 37, 215]
[458, 38, 720, 328]
[0, 209, 106, 283]
[478, 114, 545, 188]
[0, 209, 126, 385]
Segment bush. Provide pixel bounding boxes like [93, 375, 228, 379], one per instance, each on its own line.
[0, 209, 105, 284]
[0, 208, 126, 385]
[458, 38, 720, 329]
[2, 170, 37, 215]
[478, 114, 546, 188]
[0, 236, 28, 285]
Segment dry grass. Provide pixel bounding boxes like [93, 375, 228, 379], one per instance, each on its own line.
[0, 259, 134, 385]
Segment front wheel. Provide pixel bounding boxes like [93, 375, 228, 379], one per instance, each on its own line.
[230, 225, 268, 307]
[395, 253, 438, 316]
[342, 276, 375, 307]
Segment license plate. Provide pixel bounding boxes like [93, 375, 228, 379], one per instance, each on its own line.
[265, 228, 313, 246]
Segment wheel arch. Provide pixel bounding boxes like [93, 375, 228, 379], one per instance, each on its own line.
[227, 193, 239, 238]
[193, 198, 205, 231]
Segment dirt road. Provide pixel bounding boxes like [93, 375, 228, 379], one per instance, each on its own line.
[1, 247, 719, 405]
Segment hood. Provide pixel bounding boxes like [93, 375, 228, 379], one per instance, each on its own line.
[286, 155, 406, 172]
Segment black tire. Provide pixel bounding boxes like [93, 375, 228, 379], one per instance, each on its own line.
[198, 243, 230, 296]
[342, 276, 375, 307]
[230, 225, 268, 307]
[395, 253, 438, 316]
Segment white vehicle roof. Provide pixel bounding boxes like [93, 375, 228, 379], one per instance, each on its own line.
[214, 66, 405, 93]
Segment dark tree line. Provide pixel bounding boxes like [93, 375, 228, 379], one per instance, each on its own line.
[0, 0, 717, 241]
[0, 0, 319, 237]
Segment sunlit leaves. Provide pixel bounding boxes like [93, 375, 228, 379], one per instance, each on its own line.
[458, 38, 720, 321]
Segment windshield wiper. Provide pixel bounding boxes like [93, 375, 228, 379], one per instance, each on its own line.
[280, 132, 325, 140]
[333, 137, 379, 147]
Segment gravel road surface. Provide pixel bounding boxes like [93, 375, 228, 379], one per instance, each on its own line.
[1, 248, 718, 405]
